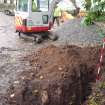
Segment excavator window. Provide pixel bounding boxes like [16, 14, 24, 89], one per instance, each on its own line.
[32, 0, 49, 12]
[32, 0, 38, 12]
[18, 0, 28, 12]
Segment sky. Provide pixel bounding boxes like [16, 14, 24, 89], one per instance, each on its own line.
[58, 0, 85, 10]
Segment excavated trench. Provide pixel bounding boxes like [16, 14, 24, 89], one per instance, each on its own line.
[5, 45, 103, 105]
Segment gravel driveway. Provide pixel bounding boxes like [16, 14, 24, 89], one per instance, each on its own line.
[54, 18, 103, 47]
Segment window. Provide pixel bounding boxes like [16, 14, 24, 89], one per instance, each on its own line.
[39, 0, 49, 11]
[32, 0, 49, 12]
[18, 0, 28, 12]
[42, 15, 48, 24]
[32, 0, 38, 12]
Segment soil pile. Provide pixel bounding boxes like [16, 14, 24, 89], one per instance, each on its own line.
[6, 45, 101, 105]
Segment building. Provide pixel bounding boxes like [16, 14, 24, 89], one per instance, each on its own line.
[0, 0, 16, 4]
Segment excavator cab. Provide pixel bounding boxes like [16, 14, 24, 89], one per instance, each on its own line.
[15, 0, 52, 34]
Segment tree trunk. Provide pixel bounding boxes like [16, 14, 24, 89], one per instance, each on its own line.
[4, 0, 7, 3]
[10, 0, 14, 4]
[70, 0, 78, 8]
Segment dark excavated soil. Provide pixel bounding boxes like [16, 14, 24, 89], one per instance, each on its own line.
[4, 45, 103, 105]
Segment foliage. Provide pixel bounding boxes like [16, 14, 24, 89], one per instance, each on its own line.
[83, 0, 105, 25]
[91, 1, 105, 13]
[82, 11, 96, 25]
[88, 81, 105, 105]
[84, 0, 91, 10]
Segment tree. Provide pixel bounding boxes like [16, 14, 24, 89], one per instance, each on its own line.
[51, 0, 79, 14]
[85, 0, 91, 10]
[70, 0, 78, 8]
[10, 0, 14, 4]
[51, 0, 78, 8]
[4, 0, 7, 3]
[83, 0, 105, 25]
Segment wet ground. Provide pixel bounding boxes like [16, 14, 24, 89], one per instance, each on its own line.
[0, 12, 53, 104]
[0, 12, 103, 104]
[0, 12, 47, 49]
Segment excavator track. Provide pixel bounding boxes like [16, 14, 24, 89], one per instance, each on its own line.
[17, 31, 58, 43]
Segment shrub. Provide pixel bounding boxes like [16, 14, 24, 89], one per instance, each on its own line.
[83, 0, 105, 25]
